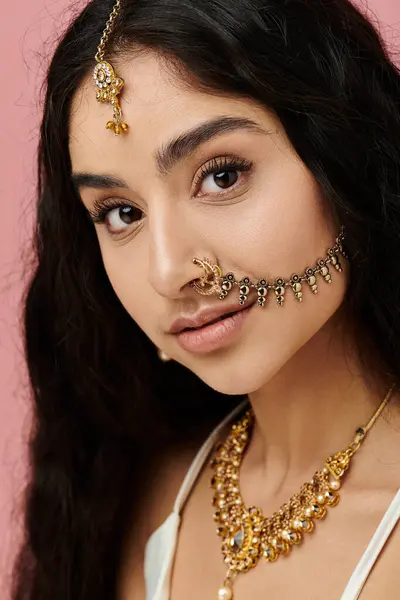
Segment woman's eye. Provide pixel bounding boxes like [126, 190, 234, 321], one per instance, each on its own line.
[104, 205, 143, 234]
[200, 169, 240, 194]
[195, 156, 252, 196]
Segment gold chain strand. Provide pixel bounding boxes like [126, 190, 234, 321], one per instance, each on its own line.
[95, 0, 122, 63]
[211, 385, 395, 600]
[364, 386, 394, 432]
[93, 0, 128, 135]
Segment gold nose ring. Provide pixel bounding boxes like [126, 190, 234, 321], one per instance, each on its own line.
[192, 258, 223, 296]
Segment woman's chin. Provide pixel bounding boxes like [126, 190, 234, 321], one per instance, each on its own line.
[189, 357, 283, 397]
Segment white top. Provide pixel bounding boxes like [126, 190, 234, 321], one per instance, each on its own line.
[144, 401, 400, 600]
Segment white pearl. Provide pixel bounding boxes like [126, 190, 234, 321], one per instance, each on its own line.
[292, 519, 302, 530]
[218, 586, 233, 600]
[330, 479, 341, 490]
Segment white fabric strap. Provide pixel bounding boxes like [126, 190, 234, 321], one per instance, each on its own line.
[341, 488, 400, 599]
[145, 512, 181, 600]
[173, 399, 248, 514]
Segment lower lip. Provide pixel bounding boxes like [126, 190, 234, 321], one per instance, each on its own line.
[175, 305, 254, 354]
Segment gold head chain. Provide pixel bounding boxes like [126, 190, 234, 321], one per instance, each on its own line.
[211, 385, 395, 600]
[93, 0, 128, 135]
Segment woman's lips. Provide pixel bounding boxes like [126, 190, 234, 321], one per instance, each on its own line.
[175, 303, 254, 354]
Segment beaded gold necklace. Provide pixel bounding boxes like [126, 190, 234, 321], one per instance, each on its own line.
[211, 386, 394, 600]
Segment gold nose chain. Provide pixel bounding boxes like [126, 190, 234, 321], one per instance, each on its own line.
[211, 385, 395, 600]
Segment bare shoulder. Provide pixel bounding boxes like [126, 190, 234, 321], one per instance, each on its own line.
[116, 440, 206, 600]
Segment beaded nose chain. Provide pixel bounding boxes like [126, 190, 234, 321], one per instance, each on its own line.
[211, 385, 395, 599]
[191, 227, 346, 307]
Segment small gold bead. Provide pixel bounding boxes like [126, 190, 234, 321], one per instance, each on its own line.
[289, 531, 302, 545]
[275, 286, 285, 296]
[325, 490, 340, 507]
[263, 545, 278, 562]
[311, 504, 327, 519]
[301, 519, 314, 533]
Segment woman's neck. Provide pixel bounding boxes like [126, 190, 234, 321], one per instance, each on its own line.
[245, 316, 389, 488]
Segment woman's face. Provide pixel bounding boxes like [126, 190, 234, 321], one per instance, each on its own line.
[69, 51, 347, 395]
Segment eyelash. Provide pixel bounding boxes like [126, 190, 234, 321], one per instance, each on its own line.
[88, 154, 253, 228]
[192, 154, 252, 191]
[88, 198, 139, 225]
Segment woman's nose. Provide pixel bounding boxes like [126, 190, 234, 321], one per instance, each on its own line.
[148, 209, 203, 300]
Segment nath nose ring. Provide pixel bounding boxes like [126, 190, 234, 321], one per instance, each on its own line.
[192, 258, 223, 296]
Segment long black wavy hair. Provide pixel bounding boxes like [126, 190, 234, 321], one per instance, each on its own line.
[12, 0, 400, 598]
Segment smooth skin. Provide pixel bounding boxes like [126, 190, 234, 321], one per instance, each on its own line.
[69, 52, 400, 599]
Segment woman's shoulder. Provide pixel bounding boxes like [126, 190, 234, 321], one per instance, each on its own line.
[116, 436, 211, 600]
[116, 402, 247, 599]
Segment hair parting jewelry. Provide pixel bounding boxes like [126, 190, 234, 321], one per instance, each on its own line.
[192, 227, 346, 307]
[211, 384, 396, 600]
[93, 0, 128, 135]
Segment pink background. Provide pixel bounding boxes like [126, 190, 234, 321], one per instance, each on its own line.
[0, 0, 399, 596]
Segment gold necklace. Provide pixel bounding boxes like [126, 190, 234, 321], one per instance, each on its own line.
[211, 386, 395, 600]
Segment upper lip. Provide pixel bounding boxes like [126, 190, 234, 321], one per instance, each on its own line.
[168, 300, 255, 334]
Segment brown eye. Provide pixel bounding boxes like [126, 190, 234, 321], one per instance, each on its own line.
[106, 206, 143, 233]
[195, 156, 253, 196]
[200, 169, 242, 194]
[213, 170, 239, 189]
[119, 207, 135, 224]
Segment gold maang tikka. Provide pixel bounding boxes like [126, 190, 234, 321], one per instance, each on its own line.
[93, 0, 128, 135]
[192, 227, 346, 308]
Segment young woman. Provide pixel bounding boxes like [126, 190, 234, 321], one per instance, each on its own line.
[12, 0, 400, 599]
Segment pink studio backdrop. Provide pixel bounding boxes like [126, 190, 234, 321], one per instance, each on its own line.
[0, 0, 399, 596]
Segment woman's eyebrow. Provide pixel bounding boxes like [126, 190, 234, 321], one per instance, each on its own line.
[71, 173, 130, 191]
[155, 115, 268, 176]
[71, 116, 268, 191]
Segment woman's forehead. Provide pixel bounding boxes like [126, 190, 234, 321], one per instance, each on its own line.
[68, 52, 276, 175]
